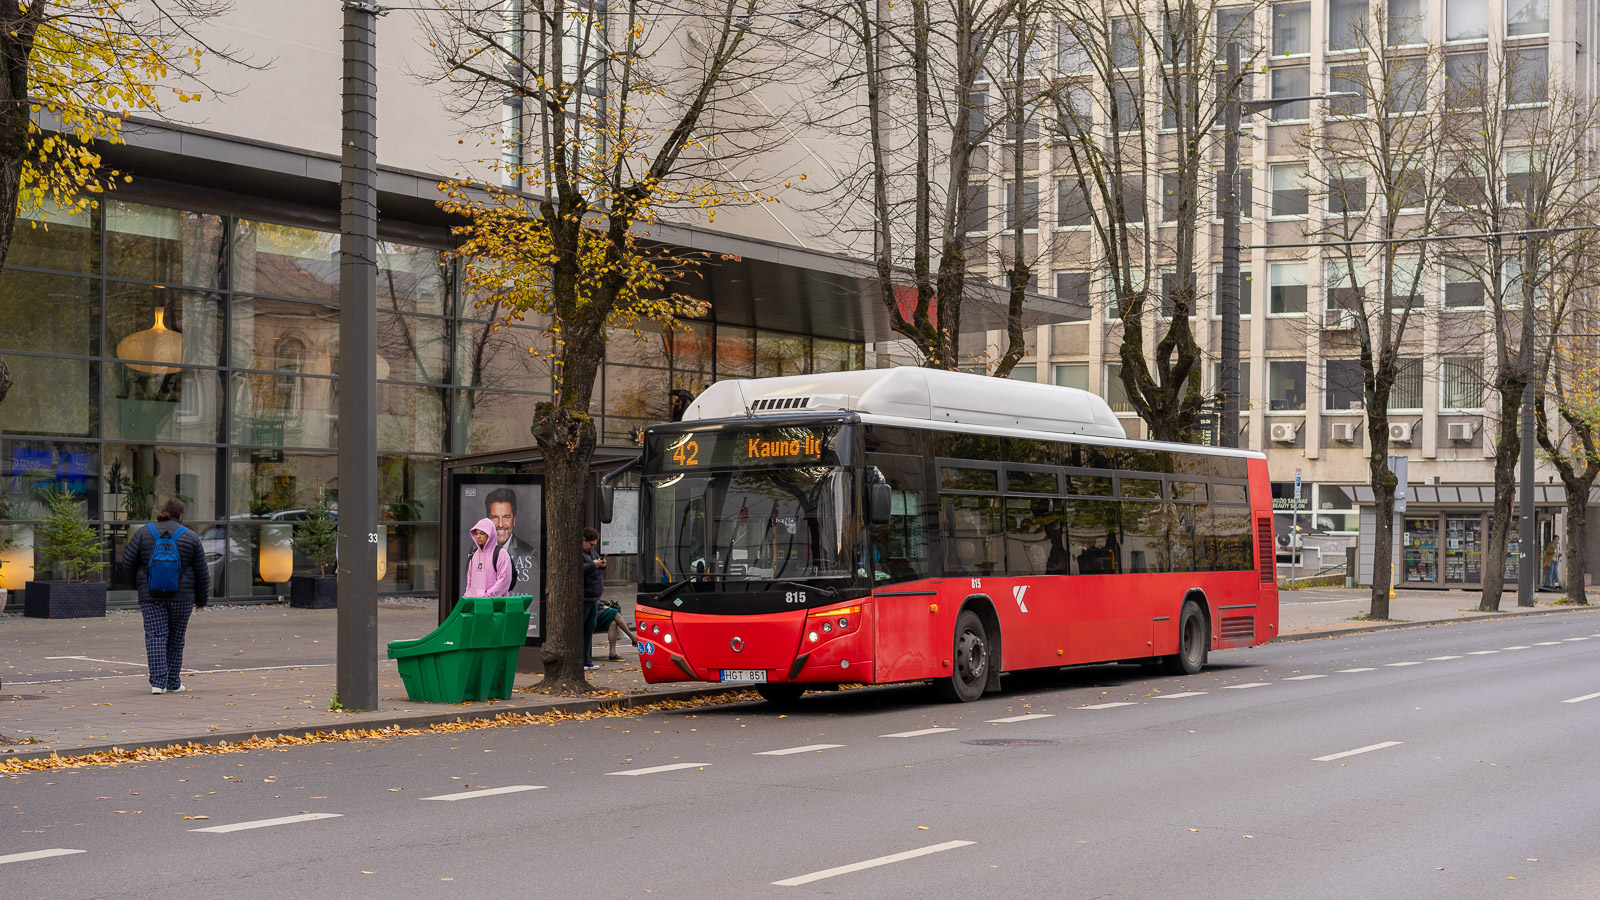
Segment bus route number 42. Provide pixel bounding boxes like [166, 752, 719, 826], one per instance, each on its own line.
[672, 439, 700, 467]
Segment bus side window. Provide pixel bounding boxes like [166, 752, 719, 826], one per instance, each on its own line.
[866, 453, 929, 584]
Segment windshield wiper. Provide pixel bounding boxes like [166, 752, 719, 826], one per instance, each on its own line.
[650, 573, 843, 602]
[765, 578, 839, 597]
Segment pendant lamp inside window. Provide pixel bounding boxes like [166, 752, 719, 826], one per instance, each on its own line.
[117, 308, 183, 375]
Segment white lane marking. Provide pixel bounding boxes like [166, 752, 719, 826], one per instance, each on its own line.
[191, 813, 342, 833]
[1534, 642, 1564, 646]
[1561, 691, 1600, 704]
[1504, 646, 1532, 650]
[421, 785, 545, 801]
[1563, 638, 1588, 642]
[1466, 651, 1499, 655]
[1427, 656, 1463, 661]
[756, 744, 845, 756]
[1154, 692, 1208, 700]
[606, 763, 711, 776]
[1282, 675, 1328, 681]
[1337, 668, 1376, 673]
[45, 655, 148, 667]
[1222, 683, 1270, 690]
[987, 714, 1055, 723]
[772, 840, 976, 887]
[1078, 702, 1137, 710]
[0, 849, 87, 865]
[880, 728, 959, 738]
[1315, 741, 1403, 762]
[1384, 662, 1424, 667]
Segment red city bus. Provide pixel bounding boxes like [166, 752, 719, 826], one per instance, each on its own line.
[628, 368, 1277, 703]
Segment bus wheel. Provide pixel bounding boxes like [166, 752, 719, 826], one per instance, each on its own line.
[935, 610, 990, 703]
[1162, 600, 1209, 676]
[757, 684, 805, 705]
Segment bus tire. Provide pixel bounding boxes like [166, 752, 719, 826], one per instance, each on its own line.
[1162, 600, 1209, 675]
[757, 684, 806, 705]
[934, 609, 990, 703]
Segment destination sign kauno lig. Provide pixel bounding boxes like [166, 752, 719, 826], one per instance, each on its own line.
[745, 434, 825, 461]
[650, 425, 841, 472]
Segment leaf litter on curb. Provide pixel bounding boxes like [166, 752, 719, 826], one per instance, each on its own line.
[0, 691, 762, 776]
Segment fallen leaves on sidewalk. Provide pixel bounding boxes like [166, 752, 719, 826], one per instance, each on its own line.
[0, 690, 761, 776]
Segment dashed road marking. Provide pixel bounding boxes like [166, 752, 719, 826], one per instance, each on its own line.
[1337, 668, 1376, 673]
[1561, 691, 1600, 704]
[880, 728, 959, 738]
[1504, 646, 1532, 650]
[772, 840, 976, 887]
[1427, 656, 1463, 660]
[756, 744, 845, 756]
[1534, 642, 1564, 646]
[1154, 692, 1208, 700]
[1384, 662, 1424, 667]
[0, 849, 86, 865]
[1078, 702, 1137, 710]
[1222, 683, 1270, 690]
[191, 813, 342, 834]
[45, 655, 149, 667]
[986, 714, 1055, 723]
[1315, 741, 1403, 762]
[1282, 675, 1328, 681]
[1467, 651, 1499, 655]
[421, 785, 545, 801]
[607, 763, 711, 776]
[1563, 637, 1588, 642]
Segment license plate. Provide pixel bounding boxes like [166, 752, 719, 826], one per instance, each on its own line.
[720, 669, 768, 683]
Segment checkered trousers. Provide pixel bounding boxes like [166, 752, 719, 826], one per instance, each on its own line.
[140, 599, 194, 690]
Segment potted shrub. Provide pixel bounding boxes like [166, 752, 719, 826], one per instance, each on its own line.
[25, 486, 108, 619]
[289, 490, 338, 609]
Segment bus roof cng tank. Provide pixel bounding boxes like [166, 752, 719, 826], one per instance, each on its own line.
[680, 367, 1127, 439]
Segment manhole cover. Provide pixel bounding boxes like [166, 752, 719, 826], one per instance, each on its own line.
[960, 738, 1057, 747]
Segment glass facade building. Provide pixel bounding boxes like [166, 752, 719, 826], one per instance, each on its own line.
[0, 197, 865, 605]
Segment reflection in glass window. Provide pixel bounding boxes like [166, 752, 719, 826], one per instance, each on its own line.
[1269, 261, 1308, 313]
[1269, 165, 1308, 217]
[0, 270, 97, 356]
[229, 371, 337, 449]
[454, 321, 549, 392]
[1506, 0, 1549, 35]
[232, 220, 340, 304]
[8, 201, 93, 272]
[0, 357, 96, 437]
[868, 453, 930, 584]
[1324, 358, 1365, 411]
[1269, 359, 1306, 410]
[106, 201, 225, 289]
[377, 243, 447, 316]
[756, 332, 811, 378]
[1446, 0, 1489, 40]
[108, 365, 221, 444]
[1443, 260, 1485, 307]
[452, 389, 552, 455]
[1054, 363, 1089, 390]
[231, 296, 338, 376]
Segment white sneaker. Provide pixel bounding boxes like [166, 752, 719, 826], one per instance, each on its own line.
[169, 684, 189, 693]
[151, 686, 166, 694]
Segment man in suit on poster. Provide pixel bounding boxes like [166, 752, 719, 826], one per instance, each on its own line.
[484, 487, 538, 591]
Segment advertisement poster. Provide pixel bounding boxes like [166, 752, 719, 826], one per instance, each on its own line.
[455, 476, 543, 640]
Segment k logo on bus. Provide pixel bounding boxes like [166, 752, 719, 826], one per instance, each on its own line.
[1013, 585, 1029, 613]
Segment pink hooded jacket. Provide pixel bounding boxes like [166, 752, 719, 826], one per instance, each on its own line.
[464, 517, 514, 598]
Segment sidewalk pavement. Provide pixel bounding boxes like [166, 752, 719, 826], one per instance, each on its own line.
[3, 589, 1597, 760]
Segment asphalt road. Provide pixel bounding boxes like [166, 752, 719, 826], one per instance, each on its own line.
[5, 616, 1599, 899]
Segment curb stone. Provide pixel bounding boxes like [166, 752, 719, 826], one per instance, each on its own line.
[1271, 603, 1600, 644]
[0, 685, 750, 765]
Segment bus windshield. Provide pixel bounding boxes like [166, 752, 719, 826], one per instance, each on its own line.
[642, 466, 860, 588]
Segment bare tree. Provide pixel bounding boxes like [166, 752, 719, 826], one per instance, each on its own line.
[1046, 0, 1262, 441]
[1536, 261, 1600, 607]
[1439, 50, 1600, 610]
[1302, 8, 1451, 619]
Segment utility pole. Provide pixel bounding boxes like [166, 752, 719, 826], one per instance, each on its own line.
[1518, 235, 1536, 607]
[1218, 40, 1242, 449]
[337, 0, 383, 710]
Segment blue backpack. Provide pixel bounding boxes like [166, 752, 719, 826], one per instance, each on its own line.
[147, 523, 186, 596]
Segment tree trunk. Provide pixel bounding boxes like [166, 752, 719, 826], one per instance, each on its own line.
[1480, 384, 1523, 611]
[1563, 485, 1591, 606]
[534, 410, 597, 693]
[1366, 417, 1397, 620]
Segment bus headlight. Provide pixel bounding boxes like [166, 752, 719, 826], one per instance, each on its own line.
[808, 631, 819, 643]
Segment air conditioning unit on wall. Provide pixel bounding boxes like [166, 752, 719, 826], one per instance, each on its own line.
[1330, 421, 1357, 442]
[1270, 421, 1299, 443]
[1447, 421, 1476, 442]
[1389, 421, 1414, 444]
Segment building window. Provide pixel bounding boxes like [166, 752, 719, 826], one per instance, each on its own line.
[1390, 357, 1423, 409]
[1386, 54, 1428, 114]
[1058, 23, 1091, 75]
[1445, 51, 1487, 109]
[1329, 163, 1367, 215]
[1272, 2, 1311, 56]
[1113, 77, 1143, 132]
[1269, 165, 1308, 217]
[967, 92, 988, 142]
[1270, 65, 1310, 121]
[1443, 357, 1485, 409]
[1215, 7, 1254, 54]
[1057, 84, 1093, 136]
[1215, 167, 1254, 219]
[1054, 363, 1089, 390]
[1506, 149, 1540, 204]
[1268, 359, 1306, 410]
[1325, 358, 1365, 411]
[1211, 360, 1251, 405]
[1388, 0, 1427, 45]
[1269, 261, 1307, 314]
[1391, 257, 1423, 308]
[1329, 64, 1368, 116]
[1443, 260, 1485, 307]
[1119, 176, 1146, 224]
[1057, 180, 1091, 228]
[963, 184, 988, 234]
[1326, 259, 1361, 311]
[1111, 17, 1140, 69]
[1315, 484, 1358, 532]
[1212, 267, 1253, 316]
[1005, 181, 1039, 230]
[1105, 271, 1144, 320]
[1446, 0, 1489, 41]
[1161, 173, 1181, 222]
[1507, 46, 1549, 106]
[1009, 363, 1037, 383]
[1328, 0, 1365, 51]
[1507, 0, 1550, 36]
[1056, 271, 1091, 320]
[1105, 363, 1134, 412]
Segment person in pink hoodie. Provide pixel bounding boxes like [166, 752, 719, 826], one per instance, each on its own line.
[463, 517, 514, 598]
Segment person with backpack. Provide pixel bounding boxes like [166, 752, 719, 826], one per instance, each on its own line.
[463, 518, 513, 598]
[120, 498, 209, 695]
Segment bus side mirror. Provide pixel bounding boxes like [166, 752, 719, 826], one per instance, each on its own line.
[868, 484, 892, 525]
[598, 484, 615, 524]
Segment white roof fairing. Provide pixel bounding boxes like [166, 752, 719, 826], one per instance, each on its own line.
[681, 367, 1129, 439]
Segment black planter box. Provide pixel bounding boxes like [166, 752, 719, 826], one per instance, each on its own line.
[24, 581, 108, 618]
[289, 575, 337, 609]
